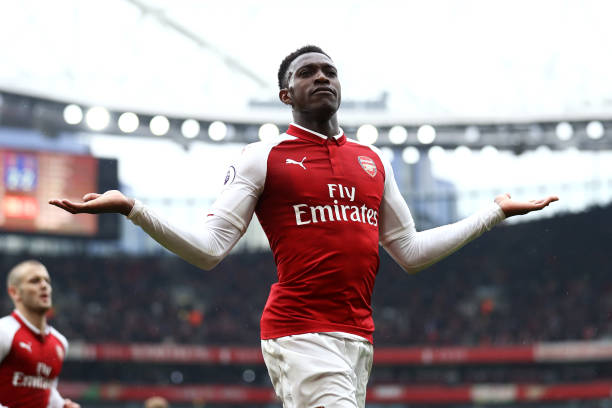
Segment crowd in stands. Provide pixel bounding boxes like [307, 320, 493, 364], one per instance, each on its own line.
[1, 205, 610, 348]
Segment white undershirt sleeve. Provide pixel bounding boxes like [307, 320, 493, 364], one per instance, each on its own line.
[0, 316, 19, 364]
[46, 380, 63, 408]
[377, 152, 506, 273]
[128, 203, 243, 270]
[127, 140, 272, 270]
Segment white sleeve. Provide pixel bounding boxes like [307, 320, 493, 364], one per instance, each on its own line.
[378, 154, 506, 273]
[128, 141, 269, 270]
[0, 315, 19, 363]
[0, 333, 10, 364]
[46, 380, 64, 408]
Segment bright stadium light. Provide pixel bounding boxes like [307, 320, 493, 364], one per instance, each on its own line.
[380, 146, 395, 162]
[118, 112, 139, 133]
[417, 124, 436, 144]
[586, 121, 604, 139]
[427, 145, 446, 162]
[150, 115, 170, 136]
[535, 145, 552, 155]
[480, 145, 499, 157]
[556, 122, 573, 141]
[464, 125, 480, 142]
[208, 121, 227, 141]
[402, 146, 420, 164]
[453, 145, 472, 159]
[85, 107, 110, 131]
[181, 119, 200, 139]
[259, 123, 279, 141]
[356, 124, 378, 145]
[388, 125, 408, 144]
[63, 104, 83, 125]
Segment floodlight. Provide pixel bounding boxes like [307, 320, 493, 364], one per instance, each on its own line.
[118, 112, 139, 133]
[356, 124, 378, 145]
[259, 123, 279, 141]
[586, 121, 604, 139]
[402, 146, 420, 164]
[63, 104, 83, 125]
[181, 119, 200, 139]
[150, 115, 170, 136]
[208, 121, 227, 141]
[388, 125, 408, 144]
[417, 125, 436, 144]
[85, 107, 110, 131]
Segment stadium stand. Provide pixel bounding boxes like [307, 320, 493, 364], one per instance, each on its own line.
[1, 202, 610, 406]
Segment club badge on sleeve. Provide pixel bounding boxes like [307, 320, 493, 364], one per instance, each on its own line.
[224, 166, 236, 185]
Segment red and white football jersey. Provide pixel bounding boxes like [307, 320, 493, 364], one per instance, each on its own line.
[0, 310, 67, 408]
[213, 124, 396, 342]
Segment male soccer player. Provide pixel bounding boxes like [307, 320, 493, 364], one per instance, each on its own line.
[0, 260, 79, 408]
[50, 45, 558, 408]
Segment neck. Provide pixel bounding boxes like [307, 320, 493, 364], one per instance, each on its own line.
[292, 112, 339, 138]
[16, 306, 47, 333]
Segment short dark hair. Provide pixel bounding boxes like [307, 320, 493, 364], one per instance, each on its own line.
[278, 45, 331, 90]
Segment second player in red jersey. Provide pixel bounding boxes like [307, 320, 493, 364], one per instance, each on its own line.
[0, 260, 78, 408]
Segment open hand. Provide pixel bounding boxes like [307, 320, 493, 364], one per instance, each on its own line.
[494, 193, 559, 217]
[63, 399, 80, 408]
[49, 190, 134, 216]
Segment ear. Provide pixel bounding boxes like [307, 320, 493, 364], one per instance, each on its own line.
[7, 286, 18, 303]
[279, 89, 292, 106]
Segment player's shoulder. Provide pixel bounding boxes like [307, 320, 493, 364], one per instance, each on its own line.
[242, 133, 297, 155]
[0, 314, 20, 340]
[235, 134, 298, 170]
[345, 137, 385, 159]
[48, 326, 68, 350]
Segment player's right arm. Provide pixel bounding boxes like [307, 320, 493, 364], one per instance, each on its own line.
[0, 316, 15, 408]
[0, 315, 15, 364]
[49, 142, 268, 270]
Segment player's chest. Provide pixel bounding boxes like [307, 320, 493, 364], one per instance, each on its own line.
[10, 331, 64, 376]
[264, 144, 384, 205]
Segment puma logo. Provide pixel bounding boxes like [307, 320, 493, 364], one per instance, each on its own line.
[286, 157, 307, 170]
[19, 341, 32, 353]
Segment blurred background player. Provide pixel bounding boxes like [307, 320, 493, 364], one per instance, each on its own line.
[143, 396, 169, 408]
[0, 260, 79, 408]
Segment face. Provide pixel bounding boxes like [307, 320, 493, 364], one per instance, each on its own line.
[280, 52, 342, 118]
[10, 265, 52, 314]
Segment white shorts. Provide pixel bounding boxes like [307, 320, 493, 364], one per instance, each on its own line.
[261, 332, 374, 408]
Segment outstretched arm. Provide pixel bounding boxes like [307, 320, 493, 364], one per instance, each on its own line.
[49, 141, 270, 271]
[378, 156, 558, 273]
[47, 381, 80, 408]
[49, 190, 244, 270]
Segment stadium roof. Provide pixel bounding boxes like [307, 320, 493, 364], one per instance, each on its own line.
[1, 0, 612, 123]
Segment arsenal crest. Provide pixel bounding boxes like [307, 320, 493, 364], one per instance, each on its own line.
[358, 156, 377, 177]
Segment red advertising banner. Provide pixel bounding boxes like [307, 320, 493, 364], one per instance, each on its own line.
[59, 382, 612, 404]
[66, 341, 612, 365]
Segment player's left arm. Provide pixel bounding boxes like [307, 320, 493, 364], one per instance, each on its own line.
[377, 153, 558, 273]
[47, 380, 80, 408]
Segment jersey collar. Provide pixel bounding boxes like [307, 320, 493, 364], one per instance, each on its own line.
[287, 123, 346, 146]
[12, 309, 50, 337]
